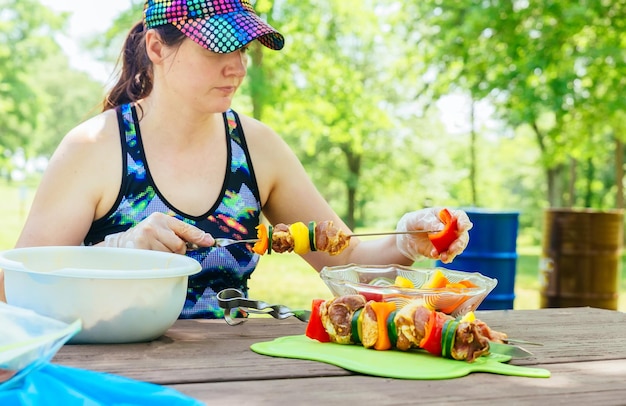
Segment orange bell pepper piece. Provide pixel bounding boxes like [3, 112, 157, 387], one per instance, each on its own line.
[444, 282, 470, 292]
[370, 301, 397, 351]
[438, 297, 470, 315]
[252, 224, 268, 255]
[458, 279, 478, 288]
[422, 269, 450, 289]
[428, 208, 459, 254]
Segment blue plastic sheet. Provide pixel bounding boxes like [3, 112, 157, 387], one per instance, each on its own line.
[0, 363, 204, 406]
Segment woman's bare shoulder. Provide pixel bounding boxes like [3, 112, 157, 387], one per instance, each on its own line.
[237, 113, 291, 153]
[237, 113, 273, 134]
[63, 108, 119, 147]
[47, 109, 122, 182]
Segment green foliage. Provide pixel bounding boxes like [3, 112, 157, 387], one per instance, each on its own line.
[83, 0, 144, 80]
[256, 0, 457, 227]
[0, 0, 66, 161]
[1, 0, 626, 310]
[5, 0, 625, 244]
[396, 0, 626, 209]
[0, 0, 107, 178]
[30, 53, 106, 157]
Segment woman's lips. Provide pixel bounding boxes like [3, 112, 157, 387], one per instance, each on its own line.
[216, 86, 236, 94]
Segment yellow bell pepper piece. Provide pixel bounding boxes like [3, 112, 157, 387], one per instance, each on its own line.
[459, 311, 476, 323]
[289, 222, 310, 255]
[393, 275, 415, 289]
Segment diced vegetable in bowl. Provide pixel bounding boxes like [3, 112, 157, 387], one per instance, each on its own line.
[320, 264, 497, 317]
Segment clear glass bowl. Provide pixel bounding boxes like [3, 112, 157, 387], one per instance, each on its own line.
[320, 264, 497, 317]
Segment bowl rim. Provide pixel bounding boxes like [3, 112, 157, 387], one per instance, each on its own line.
[320, 263, 498, 293]
[0, 246, 202, 279]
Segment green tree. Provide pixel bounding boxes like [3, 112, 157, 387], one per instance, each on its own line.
[396, 0, 626, 209]
[0, 0, 65, 176]
[83, 0, 144, 88]
[30, 53, 106, 157]
[259, 0, 447, 228]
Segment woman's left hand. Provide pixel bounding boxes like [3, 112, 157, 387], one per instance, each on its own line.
[395, 207, 473, 264]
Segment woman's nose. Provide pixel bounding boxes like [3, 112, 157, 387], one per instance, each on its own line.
[224, 50, 247, 77]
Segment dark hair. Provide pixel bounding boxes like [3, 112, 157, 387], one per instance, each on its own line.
[102, 21, 186, 111]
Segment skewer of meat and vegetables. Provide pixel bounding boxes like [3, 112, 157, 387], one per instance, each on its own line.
[188, 208, 461, 256]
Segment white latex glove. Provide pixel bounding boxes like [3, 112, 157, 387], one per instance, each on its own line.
[396, 207, 473, 264]
[103, 212, 214, 254]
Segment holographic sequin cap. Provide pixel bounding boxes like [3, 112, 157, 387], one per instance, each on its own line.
[144, 0, 284, 53]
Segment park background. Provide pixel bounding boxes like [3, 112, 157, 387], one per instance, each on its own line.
[1, 0, 625, 311]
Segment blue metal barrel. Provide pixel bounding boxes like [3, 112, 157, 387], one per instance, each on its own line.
[437, 209, 519, 310]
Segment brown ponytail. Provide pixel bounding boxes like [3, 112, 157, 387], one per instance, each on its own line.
[102, 22, 186, 112]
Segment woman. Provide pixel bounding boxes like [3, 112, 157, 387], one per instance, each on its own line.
[8, 0, 472, 317]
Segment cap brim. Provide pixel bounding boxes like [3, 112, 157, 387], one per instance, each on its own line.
[174, 11, 284, 54]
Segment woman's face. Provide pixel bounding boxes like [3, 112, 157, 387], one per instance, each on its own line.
[151, 34, 249, 113]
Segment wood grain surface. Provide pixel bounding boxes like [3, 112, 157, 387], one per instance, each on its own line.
[53, 307, 626, 405]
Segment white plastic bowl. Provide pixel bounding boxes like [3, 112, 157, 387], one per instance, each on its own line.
[0, 246, 201, 344]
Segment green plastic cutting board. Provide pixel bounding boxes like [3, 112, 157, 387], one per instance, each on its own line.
[251, 335, 550, 379]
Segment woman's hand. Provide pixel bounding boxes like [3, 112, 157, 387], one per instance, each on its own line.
[395, 208, 473, 264]
[103, 212, 214, 254]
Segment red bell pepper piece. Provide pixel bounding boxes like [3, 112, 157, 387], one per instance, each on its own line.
[305, 299, 331, 342]
[360, 291, 384, 302]
[419, 310, 445, 355]
[428, 208, 459, 254]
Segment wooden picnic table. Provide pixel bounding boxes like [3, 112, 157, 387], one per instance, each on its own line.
[53, 307, 626, 405]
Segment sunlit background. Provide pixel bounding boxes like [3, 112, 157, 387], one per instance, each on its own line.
[2, 1, 625, 311]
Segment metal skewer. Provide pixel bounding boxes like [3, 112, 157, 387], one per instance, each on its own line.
[349, 230, 440, 238]
[185, 238, 259, 251]
[186, 230, 440, 251]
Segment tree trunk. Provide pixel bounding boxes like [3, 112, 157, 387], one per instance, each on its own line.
[546, 167, 559, 207]
[584, 157, 594, 207]
[616, 137, 624, 209]
[532, 122, 559, 207]
[249, 42, 265, 121]
[568, 157, 577, 207]
[469, 100, 478, 206]
[344, 150, 361, 230]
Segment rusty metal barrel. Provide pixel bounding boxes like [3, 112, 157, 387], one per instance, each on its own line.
[540, 208, 624, 310]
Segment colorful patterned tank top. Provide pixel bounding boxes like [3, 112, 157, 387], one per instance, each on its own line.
[84, 103, 261, 319]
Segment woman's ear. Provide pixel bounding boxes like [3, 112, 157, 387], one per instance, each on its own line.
[145, 29, 166, 63]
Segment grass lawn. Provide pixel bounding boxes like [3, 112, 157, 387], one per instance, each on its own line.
[2, 180, 624, 312]
[0, 181, 36, 249]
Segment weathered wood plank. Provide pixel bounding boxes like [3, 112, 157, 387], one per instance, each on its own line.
[475, 307, 626, 365]
[169, 359, 626, 406]
[53, 318, 347, 384]
[53, 307, 626, 387]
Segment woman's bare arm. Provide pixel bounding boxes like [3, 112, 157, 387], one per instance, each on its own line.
[15, 111, 121, 248]
[242, 116, 412, 271]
